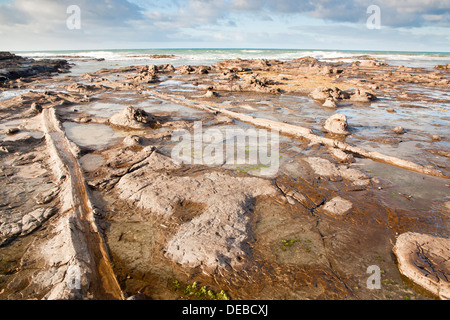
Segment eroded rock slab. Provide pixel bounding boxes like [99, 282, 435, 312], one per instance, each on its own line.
[2, 108, 123, 300]
[0, 207, 55, 246]
[304, 157, 370, 187]
[114, 151, 279, 273]
[393, 232, 450, 300]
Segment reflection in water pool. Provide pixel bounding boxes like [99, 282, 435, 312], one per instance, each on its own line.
[63, 121, 123, 149]
[356, 157, 449, 201]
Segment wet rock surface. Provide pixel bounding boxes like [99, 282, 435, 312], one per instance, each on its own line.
[111, 150, 278, 272]
[0, 52, 449, 301]
[324, 114, 349, 135]
[393, 232, 450, 300]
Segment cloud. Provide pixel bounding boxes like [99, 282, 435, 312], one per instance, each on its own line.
[0, 0, 448, 51]
[229, 0, 450, 27]
[7, 0, 145, 27]
[146, 0, 232, 29]
[143, 0, 450, 29]
[0, 1, 30, 25]
[0, 0, 165, 49]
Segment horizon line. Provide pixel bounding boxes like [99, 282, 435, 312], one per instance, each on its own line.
[9, 48, 450, 54]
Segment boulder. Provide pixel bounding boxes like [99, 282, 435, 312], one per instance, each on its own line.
[30, 102, 42, 113]
[358, 59, 385, 68]
[310, 65, 334, 75]
[6, 128, 19, 135]
[329, 148, 354, 164]
[311, 87, 347, 101]
[435, 64, 450, 70]
[310, 87, 332, 101]
[392, 126, 405, 134]
[204, 90, 220, 98]
[241, 73, 281, 94]
[323, 98, 337, 109]
[127, 66, 159, 83]
[296, 56, 319, 66]
[350, 89, 377, 102]
[109, 106, 159, 130]
[431, 134, 442, 141]
[358, 60, 377, 68]
[123, 135, 142, 147]
[393, 232, 450, 300]
[140, 64, 157, 74]
[178, 65, 194, 74]
[196, 67, 210, 75]
[324, 113, 349, 135]
[157, 64, 175, 73]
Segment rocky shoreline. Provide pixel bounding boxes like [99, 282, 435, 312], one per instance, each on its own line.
[0, 52, 448, 300]
[0, 52, 70, 85]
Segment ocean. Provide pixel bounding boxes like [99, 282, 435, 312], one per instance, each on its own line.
[14, 48, 450, 72]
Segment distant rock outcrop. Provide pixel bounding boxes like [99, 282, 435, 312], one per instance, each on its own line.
[0, 52, 70, 84]
[435, 63, 450, 70]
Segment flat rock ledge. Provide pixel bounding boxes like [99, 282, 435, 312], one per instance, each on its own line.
[322, 196, 353, 217]
[393, 232, 450, 300]
[114, 151, 278, 273]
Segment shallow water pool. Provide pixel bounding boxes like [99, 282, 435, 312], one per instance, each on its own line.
[63, 121, 123, 149]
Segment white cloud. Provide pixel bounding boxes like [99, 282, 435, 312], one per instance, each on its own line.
[229, 0, 450, 27]
[0, 0, 448, 51]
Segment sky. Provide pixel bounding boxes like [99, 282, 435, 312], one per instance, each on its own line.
[0, 0, 449, 52]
